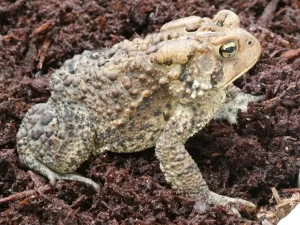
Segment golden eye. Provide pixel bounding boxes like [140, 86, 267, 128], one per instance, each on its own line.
[219, 41, 237, 58]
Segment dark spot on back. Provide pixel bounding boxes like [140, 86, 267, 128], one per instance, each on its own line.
[166, 102, 172, 109]
[191, 118, 195, 128]
[118, 140, 126, 148]
[70, 157, 77, 164]
[179, 69, 188, 81]
[154, 109, 162, 117]
[142, 98, 150, 104]
[127, 137, 133, 142]
[68, 131, 75, 137]
[163, 112, 170, 121]
[137, 103, 148, 110]
[141, 123, 152, 130]
[136, 134, 144, 140]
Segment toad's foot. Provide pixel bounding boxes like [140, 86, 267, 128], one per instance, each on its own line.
[207, 191, 256, 209]
[214, 85, 264, 124]
[21, 155, 100, 190]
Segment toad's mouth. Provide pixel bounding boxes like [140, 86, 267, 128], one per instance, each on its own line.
[184, 58, 259, 99]
[219, 59, 259, 89]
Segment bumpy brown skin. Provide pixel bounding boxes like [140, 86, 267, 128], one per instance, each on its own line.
[17, 10, 261, 207]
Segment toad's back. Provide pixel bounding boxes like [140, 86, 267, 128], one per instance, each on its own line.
[18, 38, 180, 173]
[50, 36, 183, 147]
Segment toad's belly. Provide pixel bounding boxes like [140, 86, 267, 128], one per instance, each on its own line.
[91, 96, 177, 154]
[95, 120, 166, 154]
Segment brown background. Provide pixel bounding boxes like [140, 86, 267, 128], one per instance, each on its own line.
[0, 0, 299, 224]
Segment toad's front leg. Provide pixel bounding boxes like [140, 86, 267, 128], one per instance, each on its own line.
[155, 105, 256, 208]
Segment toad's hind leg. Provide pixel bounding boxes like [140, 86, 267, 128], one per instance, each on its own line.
[17, 102, 100, 189]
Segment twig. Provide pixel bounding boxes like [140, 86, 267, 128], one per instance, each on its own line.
[258, 0, 280, 27]
[271, 187, 281, 204]
[0, 185, 52, 204]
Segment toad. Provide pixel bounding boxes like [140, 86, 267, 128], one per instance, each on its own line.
[17, 10, 261, 208]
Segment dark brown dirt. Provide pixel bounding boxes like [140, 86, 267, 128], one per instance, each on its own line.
[0, 0, 299, 224]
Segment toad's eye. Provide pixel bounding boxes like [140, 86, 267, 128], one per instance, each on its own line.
[219, 41, 237, 58]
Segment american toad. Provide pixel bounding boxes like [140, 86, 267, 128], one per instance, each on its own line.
[17, 10, 261, 208]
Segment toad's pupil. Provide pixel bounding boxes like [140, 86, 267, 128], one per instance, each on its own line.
[224, 46, 236, 53]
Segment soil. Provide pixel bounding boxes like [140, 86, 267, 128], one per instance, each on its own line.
[0, 0, 299, 224]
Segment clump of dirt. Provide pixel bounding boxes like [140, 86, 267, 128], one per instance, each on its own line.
[0, 0, 299, 224]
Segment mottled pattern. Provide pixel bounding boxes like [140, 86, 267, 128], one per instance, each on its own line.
[17, 10, 261, 207]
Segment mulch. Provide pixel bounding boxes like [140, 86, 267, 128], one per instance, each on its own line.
[0, 0, 299, 224]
